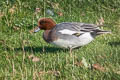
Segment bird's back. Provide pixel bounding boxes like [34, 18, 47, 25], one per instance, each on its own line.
[47, 22, 110, 48]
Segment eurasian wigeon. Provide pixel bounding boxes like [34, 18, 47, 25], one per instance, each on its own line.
[34, 18, 111, 54]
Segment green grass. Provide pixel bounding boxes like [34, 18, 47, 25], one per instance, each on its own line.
[0, 0, 120, 80]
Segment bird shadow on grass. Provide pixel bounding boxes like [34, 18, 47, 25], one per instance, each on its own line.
[14, 46, 68, 54]
[108, 41, 120, 47]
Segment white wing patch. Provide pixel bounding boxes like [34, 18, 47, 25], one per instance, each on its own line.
[58, 29, 78, 35]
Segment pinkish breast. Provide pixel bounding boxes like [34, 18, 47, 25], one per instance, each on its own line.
[43, 30, 58, 43]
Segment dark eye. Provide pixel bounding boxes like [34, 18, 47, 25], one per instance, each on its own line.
[40, 21, 47, 25]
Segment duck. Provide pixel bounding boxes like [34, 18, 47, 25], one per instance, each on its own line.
[33, 18, 111, 54]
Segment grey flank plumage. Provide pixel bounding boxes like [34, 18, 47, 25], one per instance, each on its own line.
[55, 22, 111, 37]
[49, 22, 111, 49]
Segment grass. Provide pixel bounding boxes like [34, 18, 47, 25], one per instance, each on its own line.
[0, 0, 120, 80]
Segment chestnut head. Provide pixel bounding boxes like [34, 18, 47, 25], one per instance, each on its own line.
[34, 18, 56, 33]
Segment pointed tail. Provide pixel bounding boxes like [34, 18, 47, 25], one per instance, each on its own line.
[96, 30, 111, 35]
